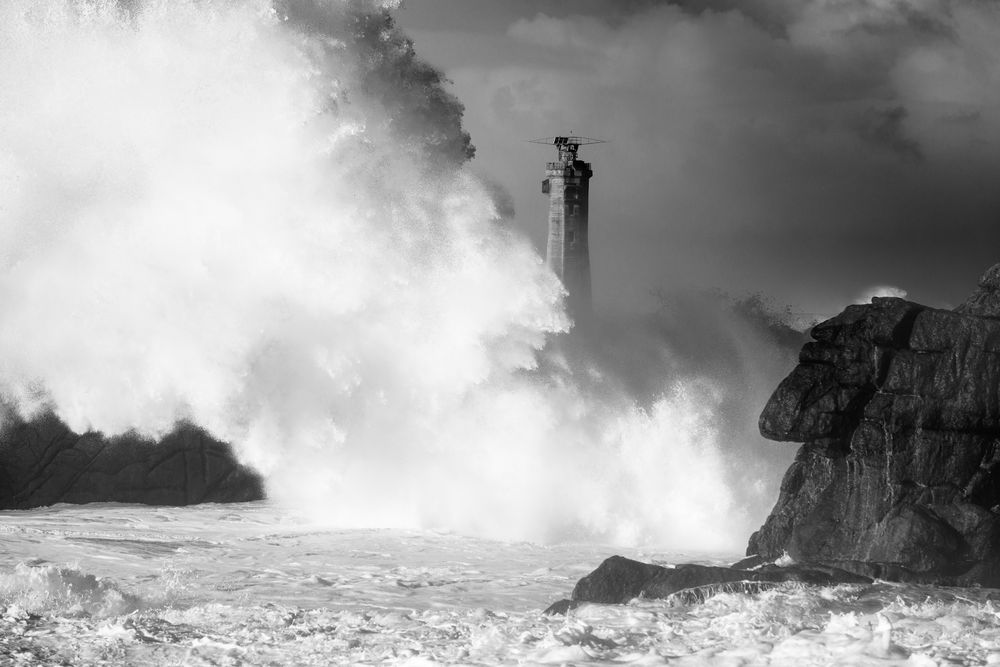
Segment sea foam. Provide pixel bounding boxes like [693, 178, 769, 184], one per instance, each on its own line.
[0, 0, 759, 549]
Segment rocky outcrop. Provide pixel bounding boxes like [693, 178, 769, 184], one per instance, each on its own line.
[749, 265, 1000, 586]
[544, 555, 871, 614]
[0, 412, 264, 508]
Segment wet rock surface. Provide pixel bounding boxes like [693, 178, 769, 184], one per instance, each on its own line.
[0, 412, 263, 509]
[749, 264, 1000, 586]
[544, 555, 871, 614]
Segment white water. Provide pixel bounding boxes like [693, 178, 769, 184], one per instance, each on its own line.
[7, 3, 981, 662]
[0, 0, 783, 552]
[3, 502, 1000, 665]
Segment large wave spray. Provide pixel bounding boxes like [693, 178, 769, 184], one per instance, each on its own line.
[0, 0, 757, 550]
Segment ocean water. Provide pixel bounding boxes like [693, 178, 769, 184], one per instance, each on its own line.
[2, 502, 999, 665]
[6, 4, 990, 662]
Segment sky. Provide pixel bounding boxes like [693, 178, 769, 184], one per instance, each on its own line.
[396, 0, 1000, 321]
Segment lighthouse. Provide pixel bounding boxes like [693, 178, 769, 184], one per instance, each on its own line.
[535, 136, 601, 322]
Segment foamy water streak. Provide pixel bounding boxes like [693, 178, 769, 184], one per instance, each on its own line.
[3, 505, 998, 665]
[0, 0, 741, 548]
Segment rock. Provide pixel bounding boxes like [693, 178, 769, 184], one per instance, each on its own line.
[0, 411, 264, 509]
[542, 555, 871, 613]
[730, 554, 766, 570]
[570, 555, 667, 604]
[956, 263, 1000, 318]
[542, 599, 578, 615]
[750, 264, 1000, 586]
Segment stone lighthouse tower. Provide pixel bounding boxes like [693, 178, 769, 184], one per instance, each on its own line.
[536, 136, 601, 322]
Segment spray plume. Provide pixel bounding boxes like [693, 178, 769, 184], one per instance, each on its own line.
[0, 0, 754, 550]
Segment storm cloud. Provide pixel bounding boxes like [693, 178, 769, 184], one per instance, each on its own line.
[400, 0, 1000, 317]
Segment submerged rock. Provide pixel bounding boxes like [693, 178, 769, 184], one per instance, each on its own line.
[544, 555, 870, 614]
[749, 264, 1000, 586]
[0, 412, 263, 509]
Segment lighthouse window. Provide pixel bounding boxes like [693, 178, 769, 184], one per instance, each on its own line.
[571, 204, 580, 217]
[566, 229, 576, 244]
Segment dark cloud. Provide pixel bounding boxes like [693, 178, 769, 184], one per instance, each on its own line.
[856, 106, 924, 161]
[659, 0, 798, 34]
[400, 0, 1000, 315]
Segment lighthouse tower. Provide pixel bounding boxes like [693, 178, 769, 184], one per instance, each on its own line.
[536, 136, 601, 322]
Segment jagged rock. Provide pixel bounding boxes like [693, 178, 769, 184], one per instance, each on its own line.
[543, 555, 871, 614]
[956, 263, 1000, 318]
[0, 412, 264, 508]
[750, 264, 1000, 586]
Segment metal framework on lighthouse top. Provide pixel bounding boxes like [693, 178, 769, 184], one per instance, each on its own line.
[528, 135, 605, 162]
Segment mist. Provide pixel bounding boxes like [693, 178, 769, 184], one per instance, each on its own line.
[0, 0, 810, 551]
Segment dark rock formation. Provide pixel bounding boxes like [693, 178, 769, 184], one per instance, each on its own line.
[0, 412, 264, 509]
[749, 264, 1000, 586]
[544, 555, 870, 614]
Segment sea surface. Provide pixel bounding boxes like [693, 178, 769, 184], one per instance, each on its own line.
[2, 502, 999, 665]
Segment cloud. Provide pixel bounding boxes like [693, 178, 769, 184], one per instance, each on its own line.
[856, 106, 923, 161]
[442, 0, 1000, 314]
[508, 13, 610, 51]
